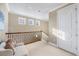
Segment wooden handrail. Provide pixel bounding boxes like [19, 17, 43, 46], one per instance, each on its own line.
[5, 31, 42, 34]
[5, 31, 49, 44]
[5, 31, 42, 44]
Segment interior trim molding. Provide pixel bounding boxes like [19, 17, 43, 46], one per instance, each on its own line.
[49, 3, 71, 12]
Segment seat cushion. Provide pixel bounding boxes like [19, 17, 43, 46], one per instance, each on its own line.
[14, 45, 29, 56]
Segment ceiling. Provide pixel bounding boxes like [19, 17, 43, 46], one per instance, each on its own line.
[8, 3, 66, 21]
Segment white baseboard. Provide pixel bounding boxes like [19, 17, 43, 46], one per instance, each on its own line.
[48, 42, 57, 48]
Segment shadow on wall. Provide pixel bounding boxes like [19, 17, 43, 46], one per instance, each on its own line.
[52, 28, 65, 40]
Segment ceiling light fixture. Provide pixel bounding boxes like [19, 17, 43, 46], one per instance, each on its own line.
[38, 10, 40, 12]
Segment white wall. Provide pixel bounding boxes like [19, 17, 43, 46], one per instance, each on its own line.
[49, 11, 58, 44]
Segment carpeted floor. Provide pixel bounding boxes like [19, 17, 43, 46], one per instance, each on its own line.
[25, 41, 74, 56]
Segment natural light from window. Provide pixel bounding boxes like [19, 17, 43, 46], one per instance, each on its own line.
[0, 11, 4, 31]
[52, 28, 65, 40]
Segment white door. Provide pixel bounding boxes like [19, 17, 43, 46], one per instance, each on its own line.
[57, 4, 77, 54]
[77, 4, 79, 55]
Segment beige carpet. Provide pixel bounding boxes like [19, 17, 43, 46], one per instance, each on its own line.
[25, 41, 74, 56]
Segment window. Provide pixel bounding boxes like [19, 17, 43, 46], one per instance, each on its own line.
[35, 20, 40, 26]
[0, 11, 4, 31]
[28, 19, 34, 26]
[18, 17, 26, 25]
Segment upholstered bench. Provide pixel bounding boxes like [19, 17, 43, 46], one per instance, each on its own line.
[0, 48, 13, 56]
[14, 45, 29, 56]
